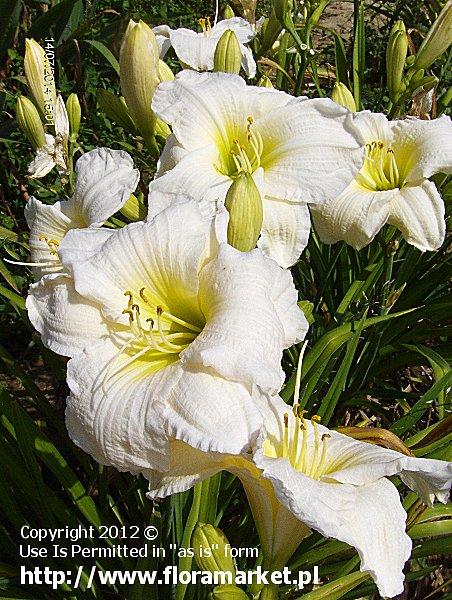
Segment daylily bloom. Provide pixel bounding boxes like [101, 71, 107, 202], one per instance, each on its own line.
[150, 71, 365, 267]
[26, 200, 308, 474]
[28, 95, 70, 179]
[153, 17, 257, 78]
[25, 147, 139, 279]
[147, 394, 452, 599]
[311, 111, 452, 251]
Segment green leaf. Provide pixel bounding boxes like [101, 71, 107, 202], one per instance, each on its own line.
[27, 0, 83, 43]
[85, 40, 120, 75]
[0, 0, 21, 65]
[294, 570, 369, 599]
[352, 0, 365, 110]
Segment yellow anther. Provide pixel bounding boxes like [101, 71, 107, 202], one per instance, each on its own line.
[156, 306, 163, 316]
[292, 403, 300, 417]
[132, 303, 140, 315]
[321, 433, 331, 441]
[48, 239, 59, 246]
[247, 116, 253, 124]
[39, 235, 49, 242]
[311, 415, 321, 423]
[283, 413, 289, 427]
[122, 308, 134, 320]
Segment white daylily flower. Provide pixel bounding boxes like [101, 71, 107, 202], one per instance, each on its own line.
[24, 148, 139, 280]
[150, 71, 365, 267]
[311, 111, 452, 251]
[26, 200, 308, 475]
[148, 394, 452, 599]
[28, 95, 70, 179]
[153, 17, 257, 78]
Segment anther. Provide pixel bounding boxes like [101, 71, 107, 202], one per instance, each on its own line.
[284, 413, 289, 427]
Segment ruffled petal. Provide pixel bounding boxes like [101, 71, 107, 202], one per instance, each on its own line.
[170, 28, 217, 71]
[258, 198, 311, 267]
[150, 145, 232, 216]
[387, 180, 446, 251]
[67, 202, 211, 325]
[391, 115, 452, 181]
[258, 98, 365, 204]
[183, 245, 301, 393]
[27, 144, 57, 178]
[66, 345, 182, 473]
[153, 24, 172, 58]
[211, 17, 256, 44]
[165, 371, 264, 455]
[310, 182, 393, 249]
[63, 148, 139, 227]
[240, 43, 257, 78]
[26, 275, 110, 357]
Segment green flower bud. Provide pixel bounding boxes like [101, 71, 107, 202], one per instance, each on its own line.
[257, 75, 274, 88]
[209, 584, 249, 600]
[214, 30, 242, 75]
[386, 21, 408, 102]
[24, 38, 56, 120]
[120, 193, 147, 222]
[224, 172, 263, 252]
[192, 523, 236, 575]
[159, 59, 174, 82]
[16, 95, 46, 149]
[330, 82, 356, 111]
[96, 89, 137, 133]
[414, 0, 452, 70]
[120, 19, 160, 153]
[223, 4, 235, 19]
[66, 93, 81, 139]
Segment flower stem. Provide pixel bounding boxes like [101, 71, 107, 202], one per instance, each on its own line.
[259, 582, 279, 600]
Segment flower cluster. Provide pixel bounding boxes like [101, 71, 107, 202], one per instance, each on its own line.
[21, 15, 452, 600]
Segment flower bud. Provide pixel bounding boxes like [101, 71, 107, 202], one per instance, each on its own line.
[120, 193, 147, 222]
[386, 21, 408, 102]
[120, 19, 160, 153]
[159, 59, 174, 82]
[330, 83, 356, 111]
[209, 585, 249, 599]
[96, 89, 137, 133]
[16, 96, 46, 149]
[414, 0, 452, 70]
[191, 523, 235, 575]
[224, 172, 263, 252]
[24, 38, 56, 120]
[214, 30, 242, 75]
[66, 93, 81, 140]
[257, 75, 274, 88]
[273, 0, 293, 28]
[223, 4, 235, 19]
[336, 426, 414, 457]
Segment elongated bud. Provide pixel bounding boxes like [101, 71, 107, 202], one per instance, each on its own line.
[159, 59, 174, 82]
[209, 585, 249, 599]
[214, 30, 242, 74]
[96, 89, 137, 133]
[224, 173, 263, 252]
[257, 75, 274, 88]
[120, 19, 160, 153]
[386, 21, 408, 102]
[331, 83, 356, 111]
[24, 38, 56, 121]
[414, 0, 452, 70]
[66, 93, 81, 140]
[120, 193, 147, 221]
[16, 96, 46, 149]
[223, 4, 235, 19]
[192, 523, 235, 575]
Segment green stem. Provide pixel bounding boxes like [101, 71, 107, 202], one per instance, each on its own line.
[259, 582, 279, 600]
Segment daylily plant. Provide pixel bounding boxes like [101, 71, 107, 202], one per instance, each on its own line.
[25, 148, 139, 280]
[153, 16, 257, 78]
[27, 200, 308, 475]
[147, 393, 452, 599]
[311, 111, 452, 251]
[28, 95, 70, 179]
[150, 71, 365, 267]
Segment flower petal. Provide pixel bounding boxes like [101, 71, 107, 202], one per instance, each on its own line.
[240, 43, 257, 78]
[63, 148, 140, 227]
[66, 345, 181, 473]
[387, 180, 446, 251]
[26, 275, 110, 357]
[211, 17, 256, 44]
[310, 182, 393, 249]
[258, 98, 365, 204]
[391, 115, 452, 181]
[170, 28, 217, 71]
[258, 198, 311, 267]
[28, 144, 57, 178]
[165, 371, 264, 455]
[183, 245, 303, 393]
[153, 24, 172, 58]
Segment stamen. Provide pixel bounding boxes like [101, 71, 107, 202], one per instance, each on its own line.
[39, 234, 60, 256]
